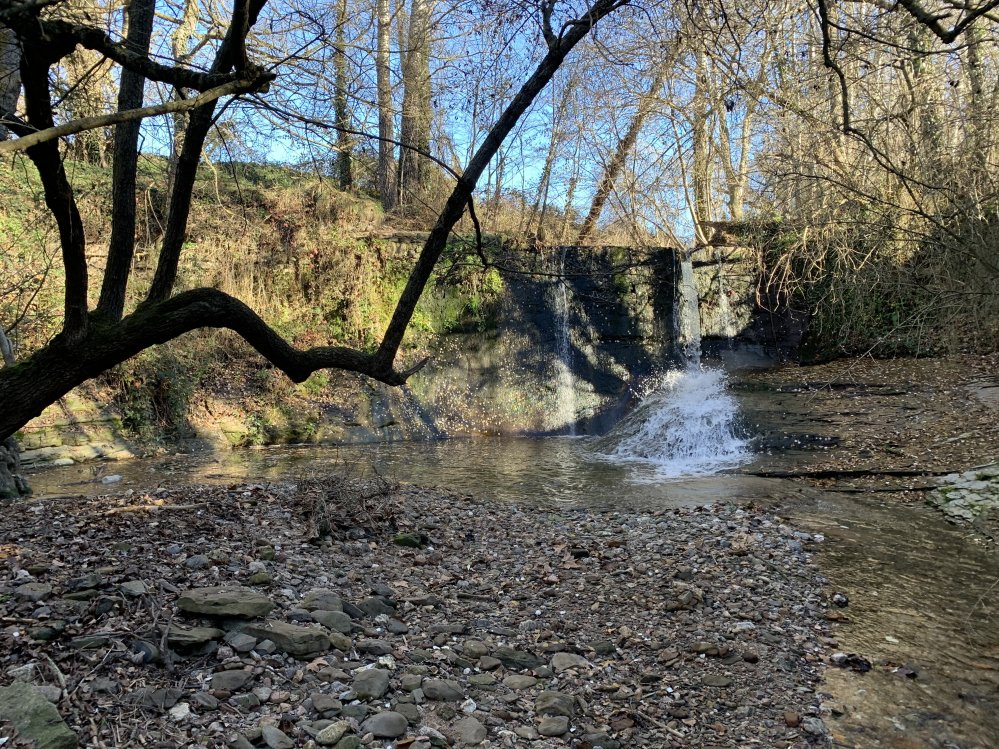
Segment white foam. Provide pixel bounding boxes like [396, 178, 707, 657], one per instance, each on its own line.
[594, 367, 748, 478]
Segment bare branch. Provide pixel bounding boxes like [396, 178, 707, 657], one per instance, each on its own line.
[0, 74, 273, 155]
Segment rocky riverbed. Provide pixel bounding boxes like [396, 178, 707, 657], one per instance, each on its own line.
[1, 478, 834, 748]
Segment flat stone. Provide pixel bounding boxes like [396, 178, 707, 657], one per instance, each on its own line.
[328, 631, 352, 651]
[423, 678, 464, 701]
[241, 621, 330, 656]
[184, 554, 210, 570]
[701, 674, 733, 687]
[225, 632, 259, 652]
[538, 715, 570, 737]
[302, 588, 343, 611]
[454, 715, 487, 745]
[119, 580, 147, 597]
[535, 691, 574, 718]
[493, 645, 542, 671]
[312, 609, 353, 633]
[0, 682, 78, 749]
[261, 724, 294, 749]
[211, 669, 254, 692]
[352, 668, 390, 700]
[550, 652, 590, 672]
[177, 586, 274, 618]
[315, 720, 350, 745]
[356, 638, 393, 656]
[333, 737, 361, 749]
[361, 711, 407, 738]
[15, 582, 52, 602]
[167, 625, 225, 647]
[502, 675, 537, 690]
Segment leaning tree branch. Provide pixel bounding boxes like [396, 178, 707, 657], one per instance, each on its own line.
[893, 0, 999, 43]
[374, 0, 630, 370]
[0, 287, 427, 441]
[0, 74, 273, 155]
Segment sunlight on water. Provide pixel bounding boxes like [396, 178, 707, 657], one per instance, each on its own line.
[592, 367, 749, 478]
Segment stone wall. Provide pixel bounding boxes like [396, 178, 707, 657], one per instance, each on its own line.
[13, 241, 800, 467]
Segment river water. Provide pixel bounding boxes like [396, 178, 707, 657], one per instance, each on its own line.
[23, 360, 999, 749]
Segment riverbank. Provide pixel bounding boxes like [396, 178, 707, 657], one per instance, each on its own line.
[1, 480, 832, 748]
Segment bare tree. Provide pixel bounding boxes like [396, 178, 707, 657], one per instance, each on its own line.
[0, 0, 630, 442]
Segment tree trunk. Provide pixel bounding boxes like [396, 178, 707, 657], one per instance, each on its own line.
[576, 66, 665, 245]
[334, 0, 353, 190]
[0, 27, 21, 140]
[98, 0, 156, 321]
[398, 0, 432, 209]
[375, 0, 397, 208]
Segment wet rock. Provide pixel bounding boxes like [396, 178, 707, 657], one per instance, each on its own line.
[361, 711, 407, 738]
[241, 621, 330, 656]
[0, 681, 78, 749]
[353, 668, 390, 700]
[177, 586, 274, 618]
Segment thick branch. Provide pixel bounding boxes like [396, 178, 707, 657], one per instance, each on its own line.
[22, 18, 248, 90]
[894, 0, 999, 43]
[0, 75, 272, 154]
[0, 287, 424, 442]
[19, 37, 88, 340]
[374, 0, 630, 369]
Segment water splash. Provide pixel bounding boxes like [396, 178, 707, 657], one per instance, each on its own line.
[592, 367, 748, 477]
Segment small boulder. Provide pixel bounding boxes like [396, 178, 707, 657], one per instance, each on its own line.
[0, 681, 78, 749]
[177, 587, 274, 618]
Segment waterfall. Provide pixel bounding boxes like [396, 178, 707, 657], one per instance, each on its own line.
[552, 247, 577, 435]
[675, 251, 701, 367]
[592, 368, 748, 477]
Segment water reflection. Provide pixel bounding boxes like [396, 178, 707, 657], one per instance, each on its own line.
[26, 437, 778, 510]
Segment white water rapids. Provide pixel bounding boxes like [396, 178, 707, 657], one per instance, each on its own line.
[593, 367, 749, 478]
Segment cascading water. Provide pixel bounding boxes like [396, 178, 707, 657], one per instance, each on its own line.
[592, 368, 748, 477]
[591, 248, 749, 477]
[675, 251, 702, 367]
[551, 247, 577, 435]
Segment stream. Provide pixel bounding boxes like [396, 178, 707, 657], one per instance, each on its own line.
[23, 359, 999, 749]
